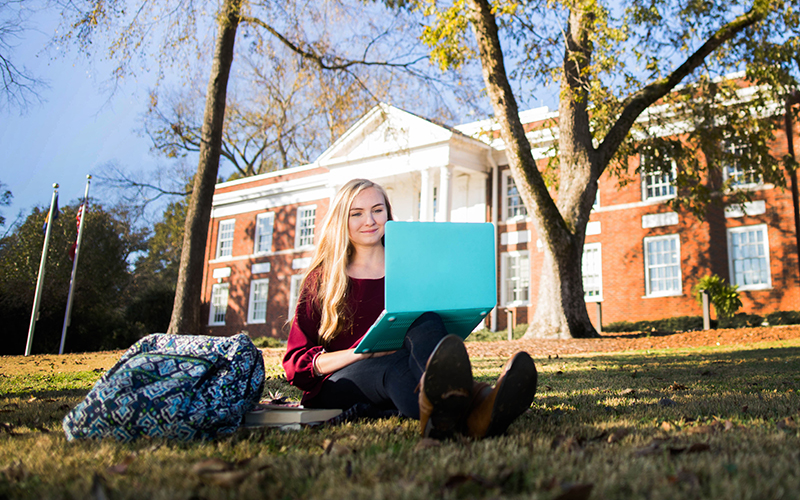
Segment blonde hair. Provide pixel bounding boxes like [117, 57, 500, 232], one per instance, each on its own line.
[302, 179, 393, 347]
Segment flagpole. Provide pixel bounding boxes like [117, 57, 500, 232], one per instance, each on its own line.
[59, 175, 91, 355]
[26, 184, 59, 356]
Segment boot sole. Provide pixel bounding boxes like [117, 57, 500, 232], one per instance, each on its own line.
[485, 352, 538, 438]
[423, 335, 473, 439]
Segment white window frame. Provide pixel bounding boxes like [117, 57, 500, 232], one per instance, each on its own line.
[247, 279, 269, 324]
[253, 212, 275, 255]
[722, 141, 762, 189]
[208, 283, 229, 326]
[288, 274, 304, 318]
[640, 154, 677, 201]
[727, 224, 772, 290]
[295, 205, 317, 249]
[215, 219, 235, 259]
[644, 234, 682, 297]
[582, 243, 603, 302]
[501, 251, 530, 307]
[502, 171, 528, 221]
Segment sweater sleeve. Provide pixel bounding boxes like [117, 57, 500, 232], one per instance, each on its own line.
[282, 275, 324, 392]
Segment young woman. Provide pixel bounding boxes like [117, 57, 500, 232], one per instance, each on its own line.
[283, 178, 537, 439]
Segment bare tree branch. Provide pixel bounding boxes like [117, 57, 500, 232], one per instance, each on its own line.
[0, 0, 47, 111]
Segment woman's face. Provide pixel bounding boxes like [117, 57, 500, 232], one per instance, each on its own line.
[348, 187, 388, 249]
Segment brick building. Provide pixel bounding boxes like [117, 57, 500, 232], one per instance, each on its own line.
[201, 102, 800, 339]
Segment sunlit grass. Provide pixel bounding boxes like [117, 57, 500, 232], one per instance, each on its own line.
[1, 339, 798, 499]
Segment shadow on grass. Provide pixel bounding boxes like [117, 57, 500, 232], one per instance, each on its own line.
[514, 345, 800, 436]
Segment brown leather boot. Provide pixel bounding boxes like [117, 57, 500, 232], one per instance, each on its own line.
[418, 334, 473, 439]
[465, 351, 537, 439]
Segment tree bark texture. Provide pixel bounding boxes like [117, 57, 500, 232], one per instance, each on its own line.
[167, 0, 241, 335]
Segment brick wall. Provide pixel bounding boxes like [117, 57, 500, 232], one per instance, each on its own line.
[202, 197, 329, 338]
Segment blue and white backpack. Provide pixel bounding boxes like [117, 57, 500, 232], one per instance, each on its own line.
[63, 333, 265, 441]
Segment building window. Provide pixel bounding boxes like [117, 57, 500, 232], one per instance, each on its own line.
[216, 219, 235, 258]
[503, 171, 528, 220]
[582, 243, 602, 302]
[254, 213, 275, 254]
[501, 251, 530, 306]
[295, 205, 316, 248]
[288, 274, 304, 318]
[722, 141, 761, 188]
[728, 224, 771, 290]
[209, 283, 229, 326]
[248, 279, 269, 324]
[644, 234, 682, 296]
[641, 154, 676, 200]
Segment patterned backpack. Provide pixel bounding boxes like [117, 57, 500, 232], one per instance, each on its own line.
[63, 333, 265, 441]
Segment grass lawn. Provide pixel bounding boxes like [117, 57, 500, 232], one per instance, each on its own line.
[1, 338, 799, 499]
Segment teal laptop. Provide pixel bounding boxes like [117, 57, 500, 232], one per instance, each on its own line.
[353, 221, 497, 354]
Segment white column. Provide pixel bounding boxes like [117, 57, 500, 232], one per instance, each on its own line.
[420, 168, 434, 221]
[437, 165, 453, 222]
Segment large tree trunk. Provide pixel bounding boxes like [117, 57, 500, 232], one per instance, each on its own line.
[527, 5, 599, 339]
[167, 0, 241, 335]
[467, 0, 599, 339]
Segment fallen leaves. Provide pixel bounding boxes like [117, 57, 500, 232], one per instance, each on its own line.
[106, 454, 136, 475]
[443, 473, 496, 490]
[667, 469, 700, 488]
[191, 458, 261, 487]
[541, 478, 594, 500]
[414, 438, 441, 451]
[684, 424, 716, 436]
[633, 436, 713, 457]
[322, 438, 356, 457]
[606, 428, 631, 444]
[633, 439, 668, 457]
[1, 460, 28, 482]
[661, 421, 678, 432]
[90, 474, 110, 500]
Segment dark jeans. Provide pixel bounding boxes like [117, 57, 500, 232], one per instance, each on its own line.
[304, 312, 448, 419]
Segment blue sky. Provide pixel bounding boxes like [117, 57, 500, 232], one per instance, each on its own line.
[0, 10, 162, 228]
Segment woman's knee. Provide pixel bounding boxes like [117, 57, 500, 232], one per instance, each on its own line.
[409, 311, 445, 332]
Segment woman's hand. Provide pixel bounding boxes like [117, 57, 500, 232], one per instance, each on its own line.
[313, 348, 397, 376]
[365, 350, 397, 358]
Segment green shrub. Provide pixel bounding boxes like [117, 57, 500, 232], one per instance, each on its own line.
[765, 310, 800, 325]
[604, 316, 705, 333]
[468, 323, 528, 342]
[249, 335, 286, 348]
[692, 274, 742, 319]
[718, 312, 764, 329]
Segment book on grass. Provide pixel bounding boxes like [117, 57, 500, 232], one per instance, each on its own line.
[243, 402, 342, 427]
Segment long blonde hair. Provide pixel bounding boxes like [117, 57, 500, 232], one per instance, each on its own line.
[301, 179, 393, 347]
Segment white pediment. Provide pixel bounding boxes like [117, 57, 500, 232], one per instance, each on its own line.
[316, 104, 456, 167]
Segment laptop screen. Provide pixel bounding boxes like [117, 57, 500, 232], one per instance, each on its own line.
[384, 221, 496, 313]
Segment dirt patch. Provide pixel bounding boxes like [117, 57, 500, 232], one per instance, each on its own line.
[3, 327, 800, 376]
[0, 351, 125, 376]
[0, 348, 288, 377]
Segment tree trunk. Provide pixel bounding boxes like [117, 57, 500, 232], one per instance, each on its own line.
[467, 0, 599, 339]
[527, 5, 599, 339]
[167, 0, 241, 335]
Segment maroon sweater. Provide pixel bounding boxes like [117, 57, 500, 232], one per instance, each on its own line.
[282, 271, 385, 402]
